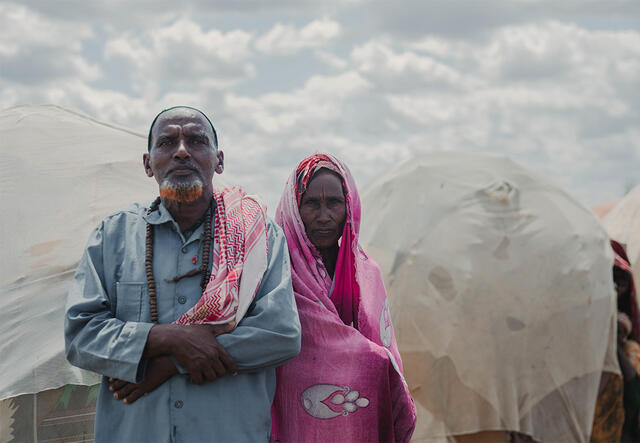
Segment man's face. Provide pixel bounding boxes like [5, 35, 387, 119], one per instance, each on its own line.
[143, 108, 223, 203]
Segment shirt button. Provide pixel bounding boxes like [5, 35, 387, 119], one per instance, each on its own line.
[181, 246, 188, 253]
[178, 296, 187, 304]
[174, 400, 183, 409]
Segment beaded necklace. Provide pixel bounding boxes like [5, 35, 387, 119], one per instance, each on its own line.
[145, 197, 214, 323]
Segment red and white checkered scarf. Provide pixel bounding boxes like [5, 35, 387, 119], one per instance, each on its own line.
[174, 186, 268, 325]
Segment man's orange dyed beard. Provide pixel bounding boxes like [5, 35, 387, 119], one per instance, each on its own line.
[160, 182, 204, 203]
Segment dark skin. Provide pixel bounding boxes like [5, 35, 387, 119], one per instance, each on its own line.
[109, 323, 235, 404]
[109, 108, 235, 405]
[299, 169, 347, 278]
[143, 108, 224, 231]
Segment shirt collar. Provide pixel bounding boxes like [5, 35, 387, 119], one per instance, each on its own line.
[142, 200, 177, 226]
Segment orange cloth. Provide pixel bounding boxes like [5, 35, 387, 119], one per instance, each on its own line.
[590, 373, 624, 443]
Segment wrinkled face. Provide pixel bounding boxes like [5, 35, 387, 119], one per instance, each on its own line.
[143, 108, 223, 202]
[299, 169, 347, 251]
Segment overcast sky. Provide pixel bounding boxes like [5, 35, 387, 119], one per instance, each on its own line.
[2, 0, 639, 210]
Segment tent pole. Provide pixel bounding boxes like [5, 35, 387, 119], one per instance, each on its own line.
[33, 393, 38, 442]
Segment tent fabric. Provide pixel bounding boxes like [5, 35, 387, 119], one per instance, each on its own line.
[592, 199, 620, 219]
[359, 152, 618, 443]
[0, 104, 159, 401]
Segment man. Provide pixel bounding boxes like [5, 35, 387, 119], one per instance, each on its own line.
[65, 106, 301, 442]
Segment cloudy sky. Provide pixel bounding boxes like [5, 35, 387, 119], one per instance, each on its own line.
[2, 0, 639, 210]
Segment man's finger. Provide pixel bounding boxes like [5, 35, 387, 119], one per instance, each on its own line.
[123, 388, 145, 405]
[218, 346, 238, 376]
[190, 371, 204, 384]
[114, 383, 137, 401]
[109, 379, 128, 392]
[203, 365, 218, 382]
[211, 358, 226, 378]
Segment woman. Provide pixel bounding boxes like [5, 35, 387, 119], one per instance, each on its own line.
[271, 154, 416, 442]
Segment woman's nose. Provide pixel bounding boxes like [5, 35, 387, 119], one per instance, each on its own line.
[316, 205, 331, 223]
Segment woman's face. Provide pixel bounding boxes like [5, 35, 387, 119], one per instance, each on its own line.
[299, 169, 347, 251]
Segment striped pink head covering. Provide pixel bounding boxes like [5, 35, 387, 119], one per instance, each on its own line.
[293, 154, 360, 327]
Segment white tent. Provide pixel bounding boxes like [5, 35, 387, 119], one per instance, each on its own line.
[0, 104, 157, 441]
[359, 152, 618, 442]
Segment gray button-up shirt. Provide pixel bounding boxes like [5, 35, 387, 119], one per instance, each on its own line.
[65, 201, 301, 443]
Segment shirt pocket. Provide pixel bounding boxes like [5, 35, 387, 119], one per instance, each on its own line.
[115, 282, 145, 322]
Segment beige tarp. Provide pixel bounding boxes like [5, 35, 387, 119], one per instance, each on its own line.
[0, 104, 157, 441]
[592, 199, 620, 219]
[359, 152, 618, 442]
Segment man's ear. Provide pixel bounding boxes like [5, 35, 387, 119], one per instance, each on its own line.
[215, 150, 224, 174]
[143, 153, 154, 177]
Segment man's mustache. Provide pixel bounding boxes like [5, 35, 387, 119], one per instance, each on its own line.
[168, 161, 199, 173]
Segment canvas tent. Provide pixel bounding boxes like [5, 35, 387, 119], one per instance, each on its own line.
[592, 199, 620, 219]
[0, 104, 158, 442]
[359, 152, 618, 442]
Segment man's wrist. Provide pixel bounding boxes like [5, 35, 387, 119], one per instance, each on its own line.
[146, 324, 178, 357]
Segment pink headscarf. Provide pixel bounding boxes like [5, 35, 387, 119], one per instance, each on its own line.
[272, 153, 416, 442]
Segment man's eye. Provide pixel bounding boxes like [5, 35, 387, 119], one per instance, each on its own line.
[191, 138, 208, 147]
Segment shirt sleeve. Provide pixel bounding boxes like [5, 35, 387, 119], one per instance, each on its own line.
[64, 222, 153, 383]
[216, 219, 301, 372]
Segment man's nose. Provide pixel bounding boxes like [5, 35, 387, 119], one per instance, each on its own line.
[174, 139, 190, 159]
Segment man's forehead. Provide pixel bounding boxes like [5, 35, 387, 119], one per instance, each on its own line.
[152, 109, 212, 134]
[156, 113, 207, 128]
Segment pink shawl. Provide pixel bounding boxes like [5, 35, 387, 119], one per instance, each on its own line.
[272, 154, 416, 442]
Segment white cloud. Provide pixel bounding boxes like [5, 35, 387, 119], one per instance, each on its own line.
[314, 50, 348, 69]
[0, 3, 99, 85]
[225, 70, 370, 134]
[2, 2, 639, 211]
[350, 22, 640, 205]
[351, 40, 469, 92]
[104, 19, 255, 96]
[0, 3, 93, 55]
[255, 18, 341, 55]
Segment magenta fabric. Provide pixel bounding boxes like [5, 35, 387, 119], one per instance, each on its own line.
[330, 223, 360, 327]
[272, 153, 416, 442]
